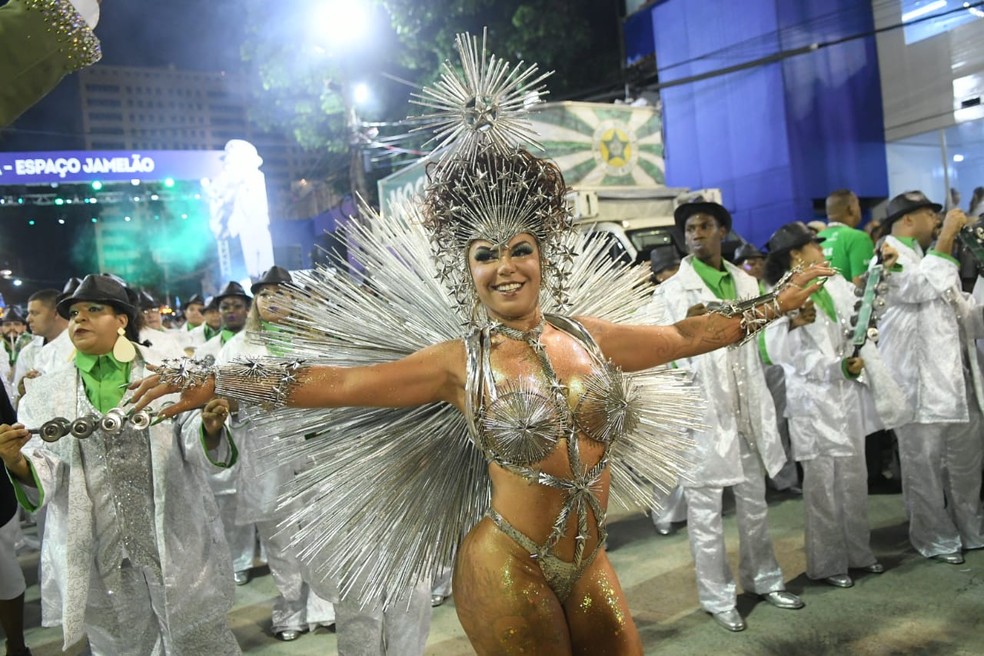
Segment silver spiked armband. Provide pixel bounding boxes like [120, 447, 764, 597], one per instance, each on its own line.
[706, 268, 798, 343]
[214, 358, 306, 409]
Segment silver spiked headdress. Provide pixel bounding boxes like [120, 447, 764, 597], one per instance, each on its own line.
[412, 31, 577, 317]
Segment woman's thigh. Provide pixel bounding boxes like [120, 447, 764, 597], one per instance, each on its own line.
[563, 550, 642, 656]
[453, 518, 573, 655]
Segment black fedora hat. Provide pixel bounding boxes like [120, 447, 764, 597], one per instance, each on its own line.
[57, 274, 136, 319]
[2, 307, 25, 324]
[185, 293, 205, 307]
[733, 243, 765, 264]
[883, 191, 942, 231]
[650, 247, 681, 276]
[214, 281, 251, 302]
[56, 277, 83, 306]
[137, 290, 159, 311]
[250, 266, 293, 294]
[766, 222, 825, 254]
[674, 199, 732, 232]
[203, 295, 218, 312]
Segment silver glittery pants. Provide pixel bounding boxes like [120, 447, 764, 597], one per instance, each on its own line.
[333, 580, 431, 656]
[685, 438, 786, 614]
[84, 560, 240, 656]
[895, 416, 984, 557]
[215, 493, 256, 573]
[254, 518, 334, 633]
[652, 484, 687, 526]
[802, 454, 876, 579]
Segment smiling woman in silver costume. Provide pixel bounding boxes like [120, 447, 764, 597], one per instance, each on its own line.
[129, 34, 831, 655]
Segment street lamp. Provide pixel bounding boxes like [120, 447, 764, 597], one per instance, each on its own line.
[352, 82, 372, 108]
[311, 1, 371, 47]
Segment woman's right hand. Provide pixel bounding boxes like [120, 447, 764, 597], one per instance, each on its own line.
[128, 368, 217, 419]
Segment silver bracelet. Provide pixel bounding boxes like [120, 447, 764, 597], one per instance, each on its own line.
[156, 357, 216, 389]
[707, 268, 797, 343]
[214, 358, 306, 409]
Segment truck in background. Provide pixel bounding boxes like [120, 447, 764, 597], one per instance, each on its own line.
[378, 101, 746, 275]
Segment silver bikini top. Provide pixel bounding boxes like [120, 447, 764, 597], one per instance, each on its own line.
[464, 314, 633, 467]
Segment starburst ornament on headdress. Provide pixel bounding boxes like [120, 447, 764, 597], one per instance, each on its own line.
[412, 30, 553, 163]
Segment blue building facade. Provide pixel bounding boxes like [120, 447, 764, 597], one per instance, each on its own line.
[626, 0, 889, 246]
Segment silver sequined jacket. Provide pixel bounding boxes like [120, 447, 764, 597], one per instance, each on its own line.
[14, 348, 237, 650]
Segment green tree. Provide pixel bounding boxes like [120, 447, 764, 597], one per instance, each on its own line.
[241, 0, 622, 200]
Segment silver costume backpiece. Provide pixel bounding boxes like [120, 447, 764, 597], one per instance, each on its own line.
[200, 31, 703, 608]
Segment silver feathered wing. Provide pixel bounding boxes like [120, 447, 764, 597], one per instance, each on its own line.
[249, 200, 700, 607]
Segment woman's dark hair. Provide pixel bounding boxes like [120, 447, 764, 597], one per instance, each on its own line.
[109, 303, 142, 344]
[764, 249, 793, 286]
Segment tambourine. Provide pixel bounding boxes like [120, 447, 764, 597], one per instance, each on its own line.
[29, 409, 160, 443]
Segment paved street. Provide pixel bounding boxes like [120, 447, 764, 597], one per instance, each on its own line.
[12, 489, 984, 655]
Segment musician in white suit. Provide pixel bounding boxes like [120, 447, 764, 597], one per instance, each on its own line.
[646, 201, 804, 633]
[875, 192, 984, 565]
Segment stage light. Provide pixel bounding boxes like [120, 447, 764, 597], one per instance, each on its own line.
[164, 177, 175, 188]
[91, 181, 103, 190]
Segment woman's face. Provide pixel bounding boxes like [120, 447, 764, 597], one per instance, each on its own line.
[791, 241, 825, 267]
[68, 302, 128, 355]
[467, 233, 541, 322]
[254, 285, 290, 324]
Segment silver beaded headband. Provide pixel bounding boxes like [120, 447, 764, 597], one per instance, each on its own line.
[410, 31, 578, 318]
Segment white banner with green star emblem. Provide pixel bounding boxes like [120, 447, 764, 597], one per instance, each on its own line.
[378, 102, 665, 218]
[527, 101, 664, 187]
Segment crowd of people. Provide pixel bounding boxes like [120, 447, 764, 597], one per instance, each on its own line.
[646, 188, 984, 632]
[1, 186, 973, 656]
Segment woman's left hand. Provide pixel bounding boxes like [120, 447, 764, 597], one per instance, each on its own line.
[776, 263, 836, 313]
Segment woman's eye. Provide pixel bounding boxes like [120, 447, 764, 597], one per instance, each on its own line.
[473, 249, 496, 263]
[512, 243, 534, 257]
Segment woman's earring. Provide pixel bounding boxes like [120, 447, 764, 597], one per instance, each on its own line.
[113, 327, 136, 363]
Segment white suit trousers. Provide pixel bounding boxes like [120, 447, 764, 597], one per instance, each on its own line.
[684, 437, 786, 614]
[214, 493, 256, 573]
[895, 415, 984, 557]
[802, 454, 876, 579]
[254, 518, 335, 633]
[333, 580, 431, 656]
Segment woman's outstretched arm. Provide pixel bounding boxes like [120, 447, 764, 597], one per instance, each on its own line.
[580, 264, 834, 372]
[128, 340, 466, 418]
